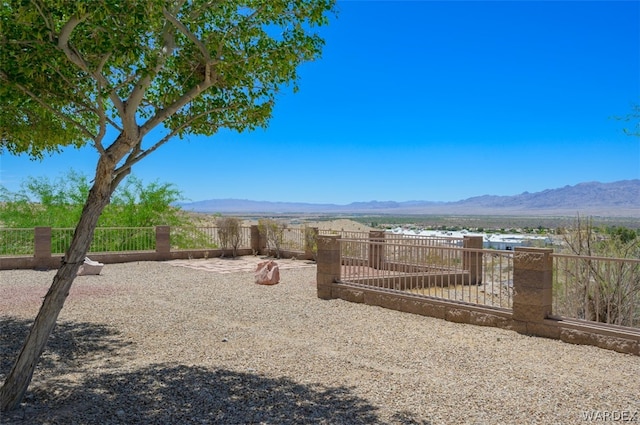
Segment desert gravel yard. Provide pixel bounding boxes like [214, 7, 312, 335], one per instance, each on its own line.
[1, 259, 639, 424]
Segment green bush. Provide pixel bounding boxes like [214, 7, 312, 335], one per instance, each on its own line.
[0, 171, 186, 228]
[0, 171, 201, 254]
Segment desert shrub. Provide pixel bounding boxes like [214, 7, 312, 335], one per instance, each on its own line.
[258, 218, 287, 258]
[556, 215, 640, 326]
[217, 216, 242, 257]
[304, 226, 318, 260]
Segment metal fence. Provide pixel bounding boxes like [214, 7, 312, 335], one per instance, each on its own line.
[281, 227, 306, 252]
[386, 232, 465, 247]
[318, 230, 369, 239]
[338, 238, 514, 309]
[170, 226, 252, 250]
[0, 228, 34, 256]
[0, 226, 254, 255]
[3, 226, 638, 328]
[552, 253, 640, 327]
[49, 227, 157, 254]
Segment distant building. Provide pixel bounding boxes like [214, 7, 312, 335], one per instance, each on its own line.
[387, 228, 552, 250]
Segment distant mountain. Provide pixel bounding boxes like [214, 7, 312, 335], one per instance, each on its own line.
[452, 180, 640, 210]
[178, 180, 640, 217]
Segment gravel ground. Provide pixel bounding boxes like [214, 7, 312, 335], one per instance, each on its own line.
[1, 260, 639, 425]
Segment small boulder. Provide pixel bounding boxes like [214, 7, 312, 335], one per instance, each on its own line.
[254, 260, 280, 285]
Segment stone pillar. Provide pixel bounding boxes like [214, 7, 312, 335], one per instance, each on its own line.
[463, 236, 483, 285]
[155, 226, 171, 260]
[513, 247, 554, 334]
[317, 235, 341, 300]
[368, 230, 385, 270]
[34, 227, 52, 268]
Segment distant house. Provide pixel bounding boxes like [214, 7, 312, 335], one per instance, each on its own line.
[388, 227, 552, 250]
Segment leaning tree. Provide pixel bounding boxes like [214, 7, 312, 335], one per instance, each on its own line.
[0, 0, 334, 411]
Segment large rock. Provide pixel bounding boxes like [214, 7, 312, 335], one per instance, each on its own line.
[255, 260, 280, 285]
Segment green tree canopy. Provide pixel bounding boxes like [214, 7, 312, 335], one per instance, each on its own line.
[1, 0, 333, 162]
[0, 171, 185, 228]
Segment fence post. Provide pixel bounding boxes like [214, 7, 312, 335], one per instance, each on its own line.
[369, 230, 385, 270]
[155, 226, 171, 260]
[317, 235, 341, 300]
[513, 247, 555, 336]
[463, 236, 483, 285]
[34, 227, 52, 268]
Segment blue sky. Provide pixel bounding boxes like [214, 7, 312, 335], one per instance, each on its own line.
[1, 0, 639, 204]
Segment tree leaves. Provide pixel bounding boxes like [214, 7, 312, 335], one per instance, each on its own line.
[1, 0, 336, 162]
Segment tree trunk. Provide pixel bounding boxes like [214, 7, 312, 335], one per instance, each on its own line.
[0, 160, 116, 412]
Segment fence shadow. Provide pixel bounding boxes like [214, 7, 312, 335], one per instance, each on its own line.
[1, 318, 430, 424]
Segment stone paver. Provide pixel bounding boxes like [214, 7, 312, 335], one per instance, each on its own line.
[164, 256, 316, 274]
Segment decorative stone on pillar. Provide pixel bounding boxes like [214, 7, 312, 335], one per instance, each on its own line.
[513, 247, 554, 335]
[463, 236, 483, 285]
[368, 230, 385, 270]
[317, 235, 341, 300]
[155, 226, 171, 260]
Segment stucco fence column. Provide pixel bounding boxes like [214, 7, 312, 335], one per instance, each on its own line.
[155, 226, 171, 260]
[34, 227, 52, 269]
[368, 230, 385, 270]
[463, 235, 483, 285]
[512, 247, 556, 337]
[317, 235, 341, 300]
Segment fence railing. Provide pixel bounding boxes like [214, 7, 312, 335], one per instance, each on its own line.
[281, 227, 306, 252]
[0, 228, 34, 256]
[317, 235, 640, 355]
[386, 232, 465, 247]
[326, 234, 639, 329]
[50, 227, 157, 254]
[552, 253, 640, 328]
[318, 229, 369, 239]
[339, 238, 513, 309]
[2, 226, 638, 329]
[0, 225, 316, 269]
[170, 226, 252, 251]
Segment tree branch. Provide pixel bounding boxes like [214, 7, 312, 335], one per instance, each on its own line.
[57, 14, 126, 125]
[163, 7, 211, 64]
[31, 0, 55, 39]
[0, 72, 96, 141]
[139, 78, 214, 137]
[126, 21, 176, 113]
[116, 104, 239, 176]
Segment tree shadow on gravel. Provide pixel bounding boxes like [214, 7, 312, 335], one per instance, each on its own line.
[4, 364, 431, 424]
[2, 318, 430, 424]
[0, 316, 134, 380]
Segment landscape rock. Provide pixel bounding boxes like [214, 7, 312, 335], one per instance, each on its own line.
[254, 260, 280, 285]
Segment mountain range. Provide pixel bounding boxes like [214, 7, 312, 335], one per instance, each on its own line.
[178, 180, 640, 217]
